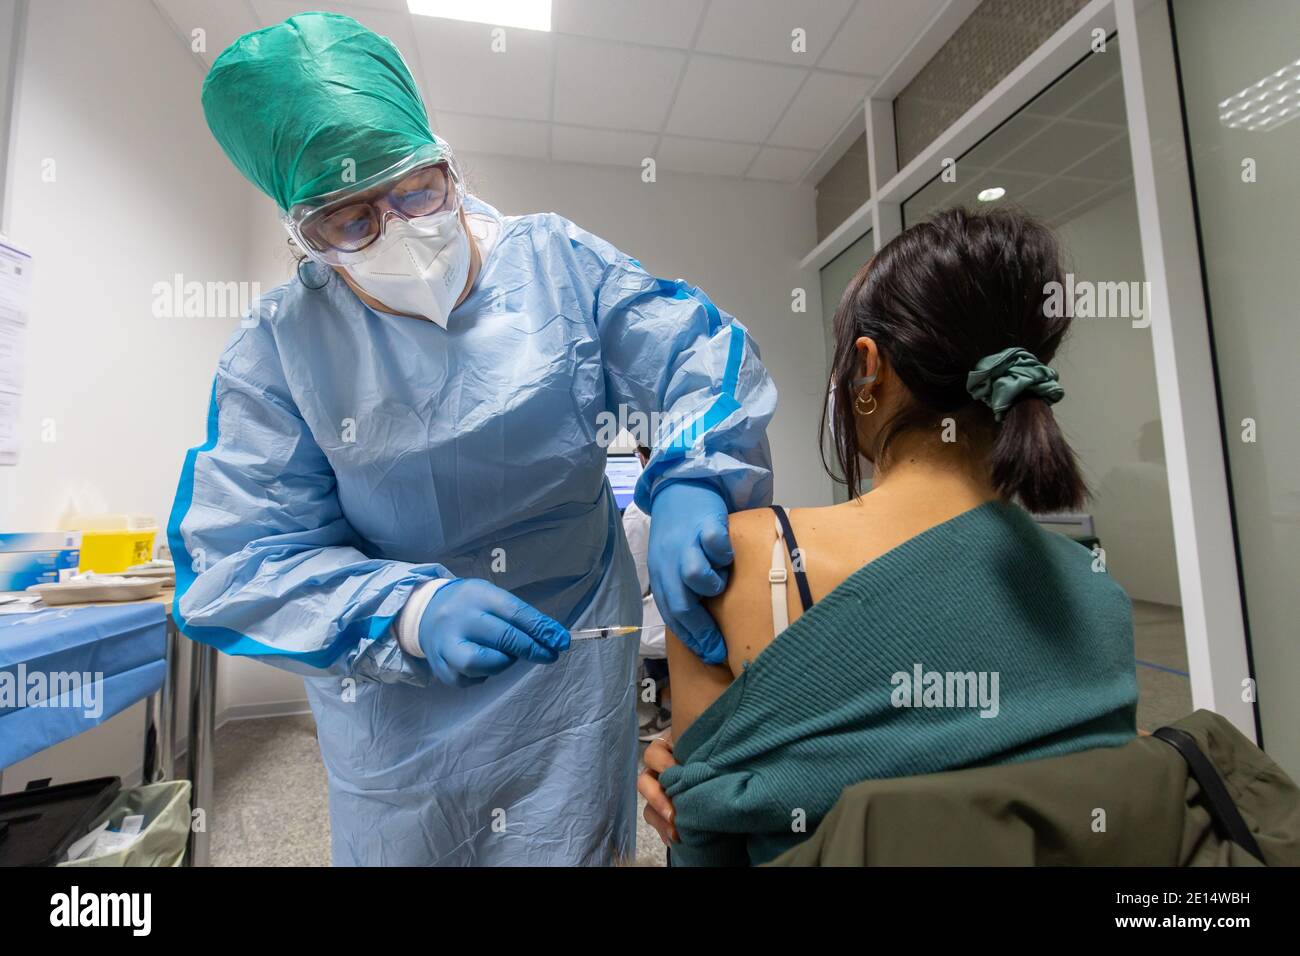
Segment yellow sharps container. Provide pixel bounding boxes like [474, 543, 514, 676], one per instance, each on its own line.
[63, 514, 158, 574]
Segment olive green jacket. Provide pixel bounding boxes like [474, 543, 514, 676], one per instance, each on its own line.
[768, 710, 1300, 866]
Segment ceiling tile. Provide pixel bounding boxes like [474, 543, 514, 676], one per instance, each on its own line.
[953, 169, 1051, 205]
[1023, 176, 1118, 226]
[552, 0, 706, 49]
[552, 126, 658, 167]
[820, 0, 945, 76]
[337, 0, 409, 10]
[694, 0, 856, 66]
[1061, 133, 1132, 183]
[959, 113, 1050, 172]
[1024, 48, 1120, 120]
[412, 15, 554, 120]
[156, 0, 961, 175]
[1067, 76, 1129, 127]
[748, 146, 818, 183]
[998, 119, 1116, 176]
[435, 112, 551, 159]
[252, 2, 424, 72]
[1050, 179, 1133, 227]
[554, 36, 685, 132]
[157, 0, 261, 65]
[665, 56, 805, 142]
[768, 70, 871, 150]
[657, 137, 760, 177]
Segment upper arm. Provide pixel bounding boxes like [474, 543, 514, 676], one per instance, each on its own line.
[665, 627, 732, 741]
[710, 508, 779, 674]
[178, 320, 339, 564]
[664, 507, 777, 739]
[572, 222, 775, 514]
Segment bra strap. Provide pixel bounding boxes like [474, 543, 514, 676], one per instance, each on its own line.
[770, 505, 814, 613]
[769, 518, 789, 637]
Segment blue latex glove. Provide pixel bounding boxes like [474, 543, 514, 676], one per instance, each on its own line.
[647, 480, 734, 664]
[418, 578, 571, 687]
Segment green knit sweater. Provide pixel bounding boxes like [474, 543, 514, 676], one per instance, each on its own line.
[660, 501, 1138, 866]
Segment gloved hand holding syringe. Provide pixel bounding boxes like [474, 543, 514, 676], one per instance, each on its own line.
[415, 577, 643, 685]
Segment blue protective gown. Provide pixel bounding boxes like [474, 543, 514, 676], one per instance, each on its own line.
[167, 200, 776, 865]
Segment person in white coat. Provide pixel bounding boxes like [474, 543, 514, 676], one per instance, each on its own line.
[621, 446, 670, 739]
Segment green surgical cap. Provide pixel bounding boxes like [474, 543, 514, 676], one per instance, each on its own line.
[201, 12, 438, 211]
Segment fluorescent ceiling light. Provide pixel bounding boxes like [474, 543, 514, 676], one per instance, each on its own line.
[977, 187, 1006, 202]
[408, 0, 552, 32]
[1218, 59, 1300, 132]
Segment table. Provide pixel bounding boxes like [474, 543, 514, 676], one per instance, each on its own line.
[2, 588, 218, 867]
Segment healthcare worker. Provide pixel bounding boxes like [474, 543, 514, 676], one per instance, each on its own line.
[168, 13, 775, 866]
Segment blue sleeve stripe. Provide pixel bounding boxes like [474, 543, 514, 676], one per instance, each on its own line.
[633, 286, 748, 519]
[620, 278, 743, 473]
[660, 322, 744, 456]
[634, 280, 748, 478]
[164, 377, 219, 636]
[165, 379, 397, 667]
[657, 278, 722, 334]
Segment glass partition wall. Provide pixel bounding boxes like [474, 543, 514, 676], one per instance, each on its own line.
[1171, 0, 1300, 778]
[901, 41, 1190, 730]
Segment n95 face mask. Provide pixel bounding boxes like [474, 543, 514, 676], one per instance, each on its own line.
[344, 212, 471, 328]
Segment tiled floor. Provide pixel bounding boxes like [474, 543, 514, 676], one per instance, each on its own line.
[1131, 600, 1192, 731]
[213, 600, 1189, 866]
[210, 710, 669, 866]
[210, 713, 330, 867]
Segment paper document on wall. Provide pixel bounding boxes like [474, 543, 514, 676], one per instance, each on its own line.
[0, 235, 32, 466]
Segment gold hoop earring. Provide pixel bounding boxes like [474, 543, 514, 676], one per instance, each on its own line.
[855, 389, 877, 416]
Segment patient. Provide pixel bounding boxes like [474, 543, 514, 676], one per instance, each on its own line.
[639, 207, 1138, 866]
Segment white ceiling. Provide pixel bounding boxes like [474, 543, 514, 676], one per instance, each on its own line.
[152, 0, 949, 183]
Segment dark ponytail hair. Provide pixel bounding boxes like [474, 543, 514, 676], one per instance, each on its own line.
[819, 206, 1087, 513]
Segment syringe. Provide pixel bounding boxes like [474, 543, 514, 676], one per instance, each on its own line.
[569, 625, 641, 642]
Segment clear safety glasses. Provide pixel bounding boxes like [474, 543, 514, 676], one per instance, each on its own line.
[283, 142, 465, 266]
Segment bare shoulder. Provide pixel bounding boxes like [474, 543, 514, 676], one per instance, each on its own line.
[723, 506, 778, 552]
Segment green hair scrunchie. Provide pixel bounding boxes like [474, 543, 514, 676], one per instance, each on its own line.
[966, 347, 1064, 422]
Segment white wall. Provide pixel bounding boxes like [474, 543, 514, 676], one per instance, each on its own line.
[1, 0, 247, 530]
[1, 0, 255, 788]
[1054, 188, 1180, 606]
